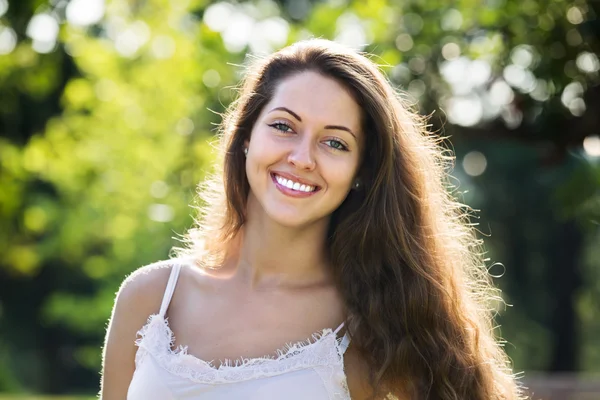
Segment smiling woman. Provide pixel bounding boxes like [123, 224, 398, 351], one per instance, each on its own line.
[100, 39, 525, 400]
[244, 71, 362, 227]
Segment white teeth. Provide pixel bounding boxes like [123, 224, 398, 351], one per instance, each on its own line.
[274, 174, 315, 192]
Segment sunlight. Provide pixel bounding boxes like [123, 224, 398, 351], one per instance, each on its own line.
[26, 13, 58, 53]
[462, 151, 487, 177]
[66, 0, 105, 27]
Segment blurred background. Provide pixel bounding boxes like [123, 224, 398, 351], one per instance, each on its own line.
[0, 0, 599, 398]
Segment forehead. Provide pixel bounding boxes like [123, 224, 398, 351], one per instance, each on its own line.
[266, 71, 362, 133]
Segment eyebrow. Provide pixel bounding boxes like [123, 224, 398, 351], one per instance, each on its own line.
[268, 107, 357, 140]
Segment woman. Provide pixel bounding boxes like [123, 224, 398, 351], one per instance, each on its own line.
[100, 39, 524, 399]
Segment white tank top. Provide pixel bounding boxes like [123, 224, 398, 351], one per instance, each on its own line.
[127, 262, 352, 399]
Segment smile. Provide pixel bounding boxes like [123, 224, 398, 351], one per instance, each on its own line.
[270, 172, 321, 198]
[274, 174, 316, 192]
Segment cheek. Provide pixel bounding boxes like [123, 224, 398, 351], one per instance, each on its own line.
[246, 130, 284, 187]
[249, 128, 283, 159]
[323, 158, 359, 189]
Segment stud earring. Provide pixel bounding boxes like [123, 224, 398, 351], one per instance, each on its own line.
[244, 147, 248, 157]
[353, 180, 361, 190]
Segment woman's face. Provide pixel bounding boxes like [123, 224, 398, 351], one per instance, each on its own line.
[245, 71, 364, 228]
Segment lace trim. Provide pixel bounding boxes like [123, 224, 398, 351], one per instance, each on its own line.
[134, 313, 350, 386]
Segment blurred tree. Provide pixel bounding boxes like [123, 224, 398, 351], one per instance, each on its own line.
[0, 0, 236, 392]
[0, 0, 598, 394]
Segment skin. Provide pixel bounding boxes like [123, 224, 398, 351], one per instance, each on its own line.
[100, 71, 374, 399]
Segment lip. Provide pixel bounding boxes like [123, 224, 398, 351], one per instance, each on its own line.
[271, 171, 320, 188]
[270, 172, 321, 198]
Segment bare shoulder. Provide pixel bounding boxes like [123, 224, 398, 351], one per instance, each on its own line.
[108, 258, 187, 340]
[100, 259, 185, 398]
[112, 261, 173, 320]
[117, 260, 176, 308]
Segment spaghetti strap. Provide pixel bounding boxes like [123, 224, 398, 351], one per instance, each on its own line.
[339, 332, 351, 354]
[334, 321, 351, 354]
[158, 263, 182, 318]
[334, 321, 345, 334]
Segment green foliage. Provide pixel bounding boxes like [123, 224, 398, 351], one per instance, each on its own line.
[0, 397, 93, 400]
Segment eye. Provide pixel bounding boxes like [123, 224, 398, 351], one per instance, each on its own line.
[268, 122, 294, 133]
[324, 139, 349, 151]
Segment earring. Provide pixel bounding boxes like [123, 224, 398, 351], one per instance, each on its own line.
[353, 180, 361, 190]
[244, 147, 248, 157]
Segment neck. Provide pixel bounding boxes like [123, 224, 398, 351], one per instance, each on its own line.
[231, 195, 333, 290]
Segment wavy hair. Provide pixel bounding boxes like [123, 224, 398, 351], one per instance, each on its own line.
[177, 39, 523, 400]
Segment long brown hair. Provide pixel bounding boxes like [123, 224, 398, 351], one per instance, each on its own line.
[177, 39, 523, 399]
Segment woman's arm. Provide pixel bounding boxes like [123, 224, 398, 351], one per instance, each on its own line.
[99, 264, 172, 399]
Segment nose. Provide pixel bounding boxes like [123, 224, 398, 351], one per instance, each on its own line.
[287, 138, 316, 171]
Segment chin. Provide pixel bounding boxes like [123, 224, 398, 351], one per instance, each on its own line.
[266, 209, 319, 228]
[251, 192, 340, 229]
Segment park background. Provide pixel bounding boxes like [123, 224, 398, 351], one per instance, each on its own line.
[0, 0, 599, 398]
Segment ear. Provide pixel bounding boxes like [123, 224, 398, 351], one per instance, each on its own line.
[352, 168, 365, 189]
